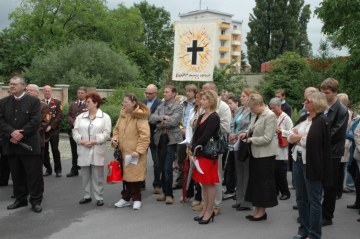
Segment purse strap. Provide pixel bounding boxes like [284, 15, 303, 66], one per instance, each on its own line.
[278, 115, 286, 126]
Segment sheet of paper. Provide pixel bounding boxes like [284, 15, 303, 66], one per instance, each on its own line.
[130, 156, 139, 165]
[125, 155, 132, 166]
[194, 159, 204, 174]
[179, 138, 191, 145]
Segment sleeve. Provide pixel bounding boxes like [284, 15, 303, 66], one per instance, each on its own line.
[0, 99, 15, 137]
[162, 104, 182, 128]
[95, 114, 112, 144]
[185, 109, 195, 143]
[112, 116, 121, 142]
[135, 119, 151, 155]
[219, 102, 231, 135]
[281, 115, 294, 137]
[330, 106, 349, 138]
[251, 113, 276, 146]
[149, 104, 163, 124]
[72, 115, 82, 144]
[354, 122, 360, 152]
[67, 103, 76, 127]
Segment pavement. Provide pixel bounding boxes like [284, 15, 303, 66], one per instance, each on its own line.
[0, 135, 359, 239]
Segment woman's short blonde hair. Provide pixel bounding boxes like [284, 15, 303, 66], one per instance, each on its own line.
[307, 91, 328, 113]
[201, 90, 218, 111]
[248, 93, 264, 107]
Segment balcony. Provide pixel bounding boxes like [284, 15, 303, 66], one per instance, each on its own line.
[232, 30, 241, 35]
[219, 35, 230, 41]
[232, 40, 241, 46]
[219, 23, 230, 29]
[219, 58, 230, 64]
[232, 51, 241, 56]
[219, 47, 229, 52]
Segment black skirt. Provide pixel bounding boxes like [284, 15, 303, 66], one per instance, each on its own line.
[245, 154, 278, 208]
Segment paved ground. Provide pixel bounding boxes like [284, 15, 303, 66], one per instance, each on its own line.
[0, 135, 359, 239]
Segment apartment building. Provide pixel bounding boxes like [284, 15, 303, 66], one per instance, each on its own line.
[179, 9, 242, 73]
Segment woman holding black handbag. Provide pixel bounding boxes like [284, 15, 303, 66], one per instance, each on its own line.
[238, 93, 278, 221]
[190, 90, 220, 225]
[232, 88, 257, 211]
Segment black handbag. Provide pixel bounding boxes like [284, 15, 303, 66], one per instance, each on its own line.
[237, 140, 250, 162]
[203, 132, 228, 160]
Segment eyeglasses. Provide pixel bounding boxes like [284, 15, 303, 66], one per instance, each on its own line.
[145, 92, 155, 95]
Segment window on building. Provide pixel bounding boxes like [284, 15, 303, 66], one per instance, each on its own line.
[221, 29, 226, 35]
[233, 25, 237, 30]
[221, 53, 225, 58]
[221, 41, 225, 47]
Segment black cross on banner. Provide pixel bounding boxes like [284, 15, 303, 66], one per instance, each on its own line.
[187, 40, 204, 65]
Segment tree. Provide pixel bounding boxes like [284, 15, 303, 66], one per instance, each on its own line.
[315, 1, 360, 103]
[0, 0, 143, 77]
[258, 52, 323, 109]
[24, 41, 139, 96]
[246, 0, 311, 72]
[213, 63, 247, 96]
[133, 1, 174, 86]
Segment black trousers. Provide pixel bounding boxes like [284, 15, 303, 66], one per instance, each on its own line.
[0, 151, 11, 185]
[175, 143, 187, 187]
[336, 162, 346, 197]
[322, 157, 341, 220]
[224, 150, 236, 193]
[68, 131, 80, 172]
[348, 160, 360, 206]
[275, 160, 290, 196]
[8, 154, 43, 205]
[122, 181, 142, 201]
[43, 133, 62, 173]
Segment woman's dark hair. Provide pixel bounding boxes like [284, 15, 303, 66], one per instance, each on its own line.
[228, 95, 240, 105]
[86, 92, 102, 108]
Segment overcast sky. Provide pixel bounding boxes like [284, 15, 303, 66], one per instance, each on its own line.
[0, 0, 348, 56]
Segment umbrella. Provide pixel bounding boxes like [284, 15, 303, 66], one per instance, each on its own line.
[182, 145, 202, 202]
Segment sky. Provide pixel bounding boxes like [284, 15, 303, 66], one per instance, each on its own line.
[0, 0, 348, 56]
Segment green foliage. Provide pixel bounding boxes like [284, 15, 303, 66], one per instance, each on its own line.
[101, 86, 146, 126]
[60, 103, 69, 133]
[246, 0, 312, 72]
[258, 52, 323, 109]
[24, 40, 139, 96]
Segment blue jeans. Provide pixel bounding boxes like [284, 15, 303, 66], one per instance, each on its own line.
[293, 159, 323, 239]
[345, 161, 355, 189]
[150, 143, 161, 188]
[158, 144, 176, 197]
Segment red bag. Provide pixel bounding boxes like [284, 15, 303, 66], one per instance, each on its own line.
[277, 133, 288, 147]
[106, 160, 123, 184]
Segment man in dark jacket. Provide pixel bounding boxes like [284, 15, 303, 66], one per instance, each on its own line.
[143, 84, 162, 193]
[0, 76, 43, 213]
[320, 78, 348, 226]
[66, 86, 88, 177]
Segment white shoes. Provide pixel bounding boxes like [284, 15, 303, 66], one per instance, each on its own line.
[133, 201, 141, 210]
[114, 199, 131, 208]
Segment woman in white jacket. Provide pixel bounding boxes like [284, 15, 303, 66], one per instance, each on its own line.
[73, 92, 111, 206]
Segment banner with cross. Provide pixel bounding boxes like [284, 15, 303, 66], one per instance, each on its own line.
[172, 19, 218, 82]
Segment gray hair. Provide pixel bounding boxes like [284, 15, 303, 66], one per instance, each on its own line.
[27, 84, 40, 93]
[10, 75, 26, 85]
[269, 97, 282, 106]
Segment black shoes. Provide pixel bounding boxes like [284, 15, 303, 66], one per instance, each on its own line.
[322, 218, 333, 227]
[7, 200, 28, 210]
[43, 171, 52, 177]
[55, 172, 62, 177]
[236, 206, 252, 211]
[32, 204, 42, 213]
[96, 200, 104, 206]
[232, 203, 241, 209]
[198, 212, 215, 224]
[79, 198, 92, 204]
[347, 204, 360, 209]
[67, 171, 79, 177]
[279, 194, 290, 200]
[248, 213, 267, 221]
[193, 215, 204, 221]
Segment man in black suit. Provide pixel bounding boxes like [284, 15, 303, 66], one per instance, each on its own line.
[0, 76, 43, 213]
[143, 84, 162, 194]
[66, 86, 88, 177]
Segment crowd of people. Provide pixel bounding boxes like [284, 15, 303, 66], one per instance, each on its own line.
[0, 76, 360, 238]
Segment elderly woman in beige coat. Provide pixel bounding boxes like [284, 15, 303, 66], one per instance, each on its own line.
[112, 93, 150, 210]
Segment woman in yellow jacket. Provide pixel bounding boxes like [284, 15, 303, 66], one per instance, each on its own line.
[112, 93, 150, 210]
